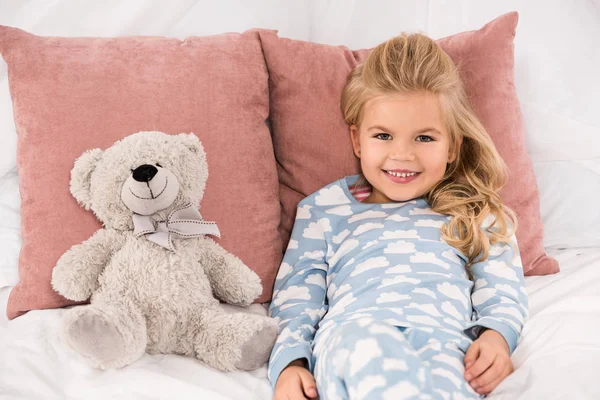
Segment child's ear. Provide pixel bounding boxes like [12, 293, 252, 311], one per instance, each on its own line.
[448, 137, 463, 163]
[447, 151, 456, 164]
[350, 125, 361, 158]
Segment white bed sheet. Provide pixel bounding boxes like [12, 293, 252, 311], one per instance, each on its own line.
[1, 246, 599, 400]
[0, 292, 273, 400]
[0, 167, 20, 288]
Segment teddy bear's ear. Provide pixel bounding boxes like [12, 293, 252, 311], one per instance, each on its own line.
[177, 133, 204, 155]
[70, 148, 103, 210]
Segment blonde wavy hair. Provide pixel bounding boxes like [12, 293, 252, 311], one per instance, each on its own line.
[341, 33, 517, 267]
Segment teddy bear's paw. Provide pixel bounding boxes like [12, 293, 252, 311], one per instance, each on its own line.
[63, 309, 127, 368]
[230, 273, 263, 306]
[51, 262, 94, 302]
[62, 307, 142, 369]
[233, 318, 278, 371]
[193, 310, 277, 371]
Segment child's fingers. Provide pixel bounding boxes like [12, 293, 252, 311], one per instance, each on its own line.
[469, 358, 505, 390]
[464, 344, 496, 381]
[273, 376, 309, 400]
[463, 340, 480, 369]
[474, 360, 513, 395]
[298, 369, 319, 398]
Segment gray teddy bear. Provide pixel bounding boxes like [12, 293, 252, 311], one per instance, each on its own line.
[51, 131, 278, 371]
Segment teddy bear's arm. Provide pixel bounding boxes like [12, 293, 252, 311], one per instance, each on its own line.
[198, 238, 263, 306]
[51, 229, 125, 301]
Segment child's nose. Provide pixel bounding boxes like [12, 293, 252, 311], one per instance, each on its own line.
[389, 142, 416, 161]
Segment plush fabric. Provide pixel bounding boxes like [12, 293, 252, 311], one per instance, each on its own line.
[50, 131, 277, 371]
[0, 26, 281, 319]
[259, 11, 558, 276]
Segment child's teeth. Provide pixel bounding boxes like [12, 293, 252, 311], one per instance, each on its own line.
[387, 171, 417, 177]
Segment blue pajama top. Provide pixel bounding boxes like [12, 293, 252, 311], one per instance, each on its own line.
[267, 175, 529, 386]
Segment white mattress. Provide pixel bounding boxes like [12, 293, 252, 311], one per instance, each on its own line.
[1, 246, 599, 400]
[0, 291, 274, 400]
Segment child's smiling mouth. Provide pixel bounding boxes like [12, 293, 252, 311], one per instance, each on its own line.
[383, 169, 421, 183]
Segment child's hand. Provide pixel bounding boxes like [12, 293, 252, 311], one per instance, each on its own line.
[463, 329, 513, 395]
[273, 359, 319, 400]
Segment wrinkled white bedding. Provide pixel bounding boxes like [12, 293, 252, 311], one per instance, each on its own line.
[1, 247, 599, 399]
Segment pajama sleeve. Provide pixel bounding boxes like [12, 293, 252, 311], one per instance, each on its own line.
[267, 200, 329, 388]
[463, 230, 529, 356]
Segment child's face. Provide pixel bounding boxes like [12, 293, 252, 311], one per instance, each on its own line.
[350, 91, 456, 203]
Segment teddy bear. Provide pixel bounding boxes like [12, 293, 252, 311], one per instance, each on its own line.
[50, 130, 278, 372]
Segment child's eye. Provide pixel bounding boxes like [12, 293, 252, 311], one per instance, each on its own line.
[416, 135, 434, 142]
[374, 133, 392, 140]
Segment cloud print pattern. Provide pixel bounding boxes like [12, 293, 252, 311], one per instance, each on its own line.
[267, 175, 528, 398]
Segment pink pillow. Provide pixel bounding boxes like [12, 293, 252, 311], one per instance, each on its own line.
[259, 12, 559, 276]
[0, 26, 282, 319]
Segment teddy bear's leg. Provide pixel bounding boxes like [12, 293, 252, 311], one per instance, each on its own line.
[62, 297, 147, 370]
[193, 307, 278, 372]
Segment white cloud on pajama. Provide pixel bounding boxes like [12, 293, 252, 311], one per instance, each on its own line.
[379, 230, 421, 240]
[326, 205, 353, 216]
[384, 240, 416, 254]
[348, 210, 388, 223]
[353, 222, 385, 236]
[315, 185, 351, 206]
[296, 204, 312, 219]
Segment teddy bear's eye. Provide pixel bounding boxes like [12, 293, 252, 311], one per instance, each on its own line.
[156, 163, 163, 168]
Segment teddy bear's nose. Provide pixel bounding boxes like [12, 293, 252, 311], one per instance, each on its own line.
[132, 164, 158, 182]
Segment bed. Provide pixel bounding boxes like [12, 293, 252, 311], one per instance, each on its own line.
[1, 1, 599, 399]
[2, 246, 599, 399]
